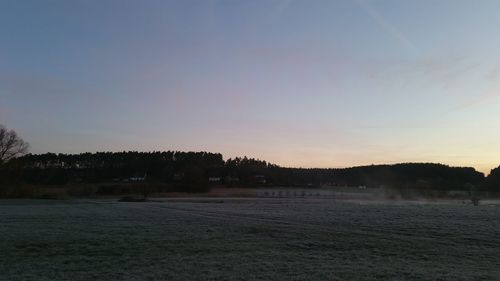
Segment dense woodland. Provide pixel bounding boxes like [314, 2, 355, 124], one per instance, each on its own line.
[1, 151, 498, 197]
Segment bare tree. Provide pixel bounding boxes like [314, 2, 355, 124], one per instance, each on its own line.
[0, 125, 29, 164]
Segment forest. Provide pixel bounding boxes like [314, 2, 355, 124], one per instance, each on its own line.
[1, 151, 498, 197]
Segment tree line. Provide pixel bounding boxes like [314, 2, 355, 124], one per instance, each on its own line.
[1, 151, 497, 191]
[1, 124, 499, 196]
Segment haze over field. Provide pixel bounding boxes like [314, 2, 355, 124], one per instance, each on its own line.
[2, 0, 500, 173]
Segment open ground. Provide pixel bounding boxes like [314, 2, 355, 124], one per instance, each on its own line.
[0, 198, 499, 281]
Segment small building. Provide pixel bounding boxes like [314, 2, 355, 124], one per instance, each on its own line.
[129, 173, 147, 182]
[208, 176, 221, 183]
[254, 175, 266, 184]
[173, 173, 184, 181]
[224, 175, 239, 184]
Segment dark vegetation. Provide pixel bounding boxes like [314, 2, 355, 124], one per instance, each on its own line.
[0, 151, 498, 198]
[0, 124, 499, 198]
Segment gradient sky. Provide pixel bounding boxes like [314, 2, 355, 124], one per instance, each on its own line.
[1, 0, 500, 174]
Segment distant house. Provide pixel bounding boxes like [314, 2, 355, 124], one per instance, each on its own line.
[254, 175, 266, 184]
[224, 176, 239, 184]
[208, 176, 221, 183]
[129, 174, 147, 182]
[173, 173, 184, 181]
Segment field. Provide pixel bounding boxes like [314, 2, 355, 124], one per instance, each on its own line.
[0, 198, 499, 281]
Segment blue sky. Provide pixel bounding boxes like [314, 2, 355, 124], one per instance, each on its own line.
[1, 0, 500, 173]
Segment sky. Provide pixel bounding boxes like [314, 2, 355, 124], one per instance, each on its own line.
[1, 0, 500, 174]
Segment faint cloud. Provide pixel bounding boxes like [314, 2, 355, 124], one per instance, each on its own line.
[354, 0, 419, 55]
[0, 75, 102, 105]
[449, 84, 500, 112]
[486, 65, 500, 81]
[405, 57, 479, 91]
[369, 56, 480, 93]
[424, 64, 500, 124]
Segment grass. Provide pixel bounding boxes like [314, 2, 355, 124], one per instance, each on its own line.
[0, 198, 499, 280]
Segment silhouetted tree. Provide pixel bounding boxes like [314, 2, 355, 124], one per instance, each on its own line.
[0, 125, 29, 165]
[465, 183, 480, 206]
[483, 166, 500, 192]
